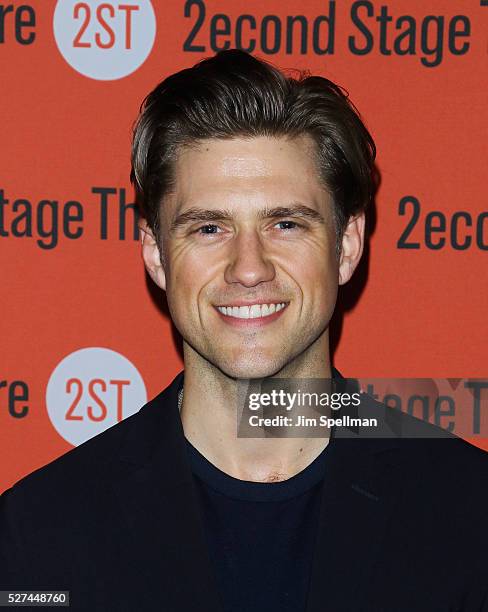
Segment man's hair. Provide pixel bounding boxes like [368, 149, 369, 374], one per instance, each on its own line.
[130, 49, 376, 249]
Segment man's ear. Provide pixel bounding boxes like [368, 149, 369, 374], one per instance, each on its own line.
[338, 212, 365, 285]
[139, 219, 166, 291]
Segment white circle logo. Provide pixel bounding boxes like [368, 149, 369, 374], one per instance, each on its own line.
[46, 347, 147, 446]
[53, 0, 156, 80]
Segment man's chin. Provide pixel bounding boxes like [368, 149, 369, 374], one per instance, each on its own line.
[214, 356, 287, 381]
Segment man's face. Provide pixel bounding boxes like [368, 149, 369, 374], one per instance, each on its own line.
[143, 135, 361, 379]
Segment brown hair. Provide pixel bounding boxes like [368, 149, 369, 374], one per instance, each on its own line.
[131, 49, 376, 248]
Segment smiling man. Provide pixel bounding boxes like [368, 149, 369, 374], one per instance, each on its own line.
[1, 50, 487, 611]
[146, 135, 343, 385]
[138, 131, 363, 484]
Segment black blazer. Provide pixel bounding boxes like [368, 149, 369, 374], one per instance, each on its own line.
[1, 371, 487, 611]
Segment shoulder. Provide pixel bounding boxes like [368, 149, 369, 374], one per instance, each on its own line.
[1, 386, 170, 510]
[381, 406, 488, 508]
[0, 379, 183, 585]
[397, 430, 488, 488]
[341, 392, 488, 502]
[375, 394, 488, 465]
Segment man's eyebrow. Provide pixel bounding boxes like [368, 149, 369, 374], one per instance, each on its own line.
[170, 203, 325, 230]
[170, 208, 234, 230]
[259, 205, 325, 224]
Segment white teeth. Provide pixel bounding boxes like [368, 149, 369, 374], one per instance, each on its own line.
[217, 303, 286, 319]
[249, 304, 261, 318]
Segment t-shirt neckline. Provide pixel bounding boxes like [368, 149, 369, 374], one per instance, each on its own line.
[185, 437, 331, 503]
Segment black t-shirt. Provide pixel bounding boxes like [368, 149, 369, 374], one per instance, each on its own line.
[185, 438, 330, 612]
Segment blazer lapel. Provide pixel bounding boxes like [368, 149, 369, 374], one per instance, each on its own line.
[109, 372, 224, 612]
[306, 432, 406, 612]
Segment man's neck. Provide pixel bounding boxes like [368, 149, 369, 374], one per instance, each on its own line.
[179, 336, 333, 482]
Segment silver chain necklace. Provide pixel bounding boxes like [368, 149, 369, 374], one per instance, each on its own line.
[177, 387, 183, 412]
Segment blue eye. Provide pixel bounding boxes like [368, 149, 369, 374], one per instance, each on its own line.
[276, 220, 299, 230]
[197, 224, 221, 234]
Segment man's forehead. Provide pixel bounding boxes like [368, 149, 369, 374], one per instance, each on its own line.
[168, 135, 326, 208]
[176, 134, 318, 177]
[219, 156, 268, 178]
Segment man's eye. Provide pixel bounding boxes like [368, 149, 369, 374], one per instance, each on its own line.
[275, 220, 300, 231]
[197, 224, 221, 234]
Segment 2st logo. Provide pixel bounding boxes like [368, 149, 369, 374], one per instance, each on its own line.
[53, 0, 156, 80]
[73, 3, 140, 50]
[46, 347, 147, 446]
[65, 377, 131, 422]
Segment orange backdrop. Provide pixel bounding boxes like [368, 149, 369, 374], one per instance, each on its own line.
[2, 0, 487, 492]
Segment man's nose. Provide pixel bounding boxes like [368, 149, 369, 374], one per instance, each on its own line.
[224, 230, 275, 288]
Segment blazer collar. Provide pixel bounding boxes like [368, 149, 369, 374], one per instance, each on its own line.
[117, 370, 185, 468]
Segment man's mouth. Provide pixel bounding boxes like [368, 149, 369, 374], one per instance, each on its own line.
[215, 302, 289, 320]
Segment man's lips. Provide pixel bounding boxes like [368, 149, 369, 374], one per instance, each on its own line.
[213, 301, 290, 326]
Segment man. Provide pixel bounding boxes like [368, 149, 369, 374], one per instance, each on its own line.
[1, 50, 487, 611]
